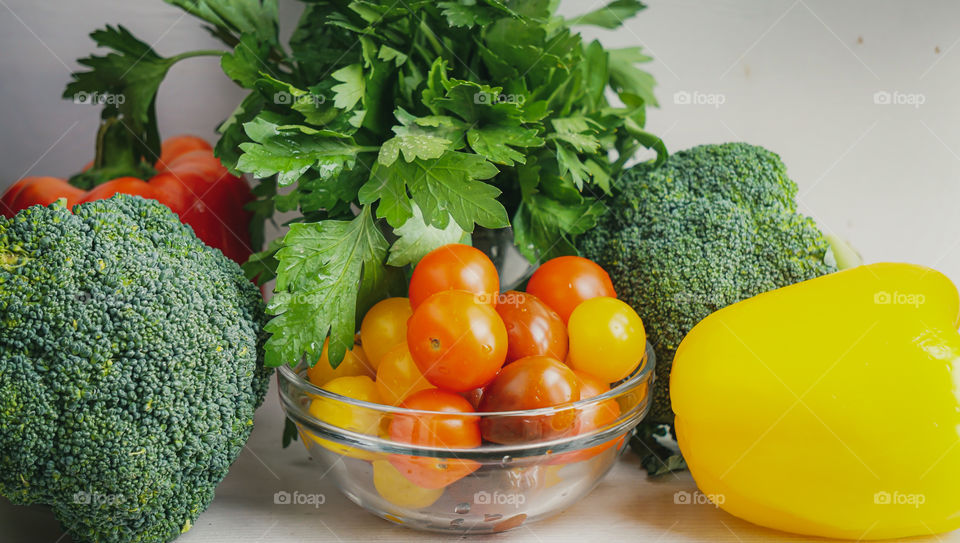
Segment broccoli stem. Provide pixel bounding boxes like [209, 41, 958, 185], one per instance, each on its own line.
[826, 234, 864, 270]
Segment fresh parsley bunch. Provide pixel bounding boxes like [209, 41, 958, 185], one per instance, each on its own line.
[70, 0, 663, 368]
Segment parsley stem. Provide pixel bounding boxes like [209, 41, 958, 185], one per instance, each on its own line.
[168, 49, 226, 62]
[419, 20, 445, 58]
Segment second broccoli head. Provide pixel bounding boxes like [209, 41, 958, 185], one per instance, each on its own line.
[0, 195, 271, 543]
[579, 143, 837, 424]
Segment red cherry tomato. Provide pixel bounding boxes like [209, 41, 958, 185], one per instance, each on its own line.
[525, 256, 616, 324]
[574, 373, 621, 439]
[495, 290, 568, 364]
[478, 355, 581, 444]
[388, 389, 481, 489]
[548, 371, 623, 465]
[408, 244, 500, 310]
[407, 290, 507, 392]
[460, 387, 484, 410]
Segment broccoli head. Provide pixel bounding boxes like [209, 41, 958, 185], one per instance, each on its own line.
[0, 195, 271, 542]
[579, 143, 836, 425]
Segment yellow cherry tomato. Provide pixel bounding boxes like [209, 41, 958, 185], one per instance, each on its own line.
[567, 297, 646, 383]
[306, 336, 374, 386]
[372, 460, 444, 509]
[375, 343, 434, 406]
[306, 375, 382, 460]
[360, 297, 414, 369]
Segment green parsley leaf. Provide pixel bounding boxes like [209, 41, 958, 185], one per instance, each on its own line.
[243, 237, 282, 286]
[513, 193, 606, 263]
[358, 162, 414, 227]
[388, 205, 468, 267]
[608, 46, 658, 107]
[548, 132, 601, 154]
[566, 0, 647, 29]
[467, 125, 543, 166]
[379, 109, 454, 165]
[377, 45, 408, 67]
[237, 137, 359, 187]
[379, 134, 451, 166]
[217, 92, 265, 175]
[331, 64, 365, 111]
[164, 0, 279, 45]
[360, 152, 507, 232]
[437, 1, 496, 28]
[281, 418, 299, 448]
[236, 111, 364, 186]
[583, 40, 610, 108]
[265, 206, 388, 367]
[64, 25, 203, 159]
[220, 34, 270, 88]
[553, 143, 591, 190]
[624, 119, 669, 167]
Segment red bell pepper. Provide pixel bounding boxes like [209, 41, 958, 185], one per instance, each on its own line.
[0, 135, 254, 264]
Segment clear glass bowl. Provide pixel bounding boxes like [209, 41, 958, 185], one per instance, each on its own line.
[277, 342, 655, 534]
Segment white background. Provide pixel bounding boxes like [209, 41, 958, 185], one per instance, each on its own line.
[1, 1, 959, 542]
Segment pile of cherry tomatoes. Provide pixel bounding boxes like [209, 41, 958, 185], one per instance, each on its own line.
[303, 244, 647, 496]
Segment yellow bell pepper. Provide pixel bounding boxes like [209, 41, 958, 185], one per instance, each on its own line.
[672, 263, 960, 540]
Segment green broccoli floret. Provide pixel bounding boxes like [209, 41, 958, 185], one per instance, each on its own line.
[579, 143, 836, 425]
[0, 195, 271, 543]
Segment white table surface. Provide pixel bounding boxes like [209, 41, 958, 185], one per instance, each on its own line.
[2, 380, 957, 543]
[3, 0, 960, 541]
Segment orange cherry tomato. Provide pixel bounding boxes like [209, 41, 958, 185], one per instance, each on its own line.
[495, 290, 568, 364]
[375, 343, 434, 406]
[407, 290, 507, 392]
[408, 244, 500, 310]
[388, 389, 481, 489]
[478, 355, 581, 444]
[548, 371, 623, 465]
[525, 256, 616, 324]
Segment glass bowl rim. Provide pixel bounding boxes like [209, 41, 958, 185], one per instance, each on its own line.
[277, 341, 655, 418]
[276, 343, 656, 458]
